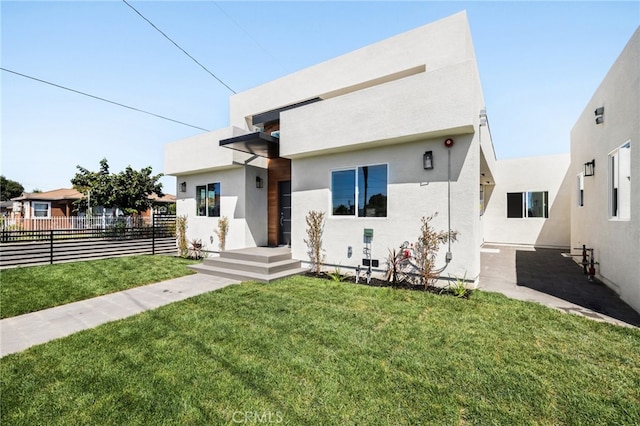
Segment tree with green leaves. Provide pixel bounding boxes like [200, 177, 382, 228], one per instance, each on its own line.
[71, 158, 164, 215]
[0, 176, 24, 201]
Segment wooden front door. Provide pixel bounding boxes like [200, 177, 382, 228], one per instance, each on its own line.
[267, 158, 291, 246]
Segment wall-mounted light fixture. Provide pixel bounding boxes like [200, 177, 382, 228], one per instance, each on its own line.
[256, 176, 264, 188]
[594, 106, 604, 124]
[584, 159, 595, 177]
[479, 108, 487, 126]
[179, 182, 187, 192]
[423, 151, 434, 170]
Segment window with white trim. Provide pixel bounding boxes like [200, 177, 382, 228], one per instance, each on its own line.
[331, 164, 387, 217]
[506, 191, 548, 218]
[33, 202, 50, 218]
[609, 141, 631, 219]
[196, 183, 220, 217]
[577, 173, 584, 207]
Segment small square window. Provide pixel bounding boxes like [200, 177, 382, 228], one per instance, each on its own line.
[196, 183, 220, 217]
[33, 202, 50, 218]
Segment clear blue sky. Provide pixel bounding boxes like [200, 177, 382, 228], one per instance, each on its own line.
[2, 1, 638, 193]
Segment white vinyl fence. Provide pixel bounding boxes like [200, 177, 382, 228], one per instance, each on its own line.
[1, 216, 152, 231]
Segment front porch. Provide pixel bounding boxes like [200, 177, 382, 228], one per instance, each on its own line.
[189, 247, 306, 283]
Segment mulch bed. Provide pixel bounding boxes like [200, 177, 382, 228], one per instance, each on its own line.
[302, 271, 473, 299]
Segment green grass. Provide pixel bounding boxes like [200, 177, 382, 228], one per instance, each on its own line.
[2, 276, 639, 425]
[0, 255, 199, 318]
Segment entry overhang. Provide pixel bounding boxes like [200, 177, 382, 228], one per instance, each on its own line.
[219, 132, 279, 158]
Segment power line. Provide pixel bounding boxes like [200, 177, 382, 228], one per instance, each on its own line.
[210, 1, 286, 73]
[122, 0, 236, 94]
[1, 67, 211, 132]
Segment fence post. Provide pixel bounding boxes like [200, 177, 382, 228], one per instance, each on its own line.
[50, 229, 54, 264]
[152, 214, 156, 255]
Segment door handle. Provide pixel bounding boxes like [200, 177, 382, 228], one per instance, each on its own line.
[280, 212, 284, 226]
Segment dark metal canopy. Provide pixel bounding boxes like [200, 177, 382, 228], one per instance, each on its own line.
[219, 132, 279, 158]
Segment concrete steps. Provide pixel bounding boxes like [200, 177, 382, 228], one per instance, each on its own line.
[189, 247, 306, 283]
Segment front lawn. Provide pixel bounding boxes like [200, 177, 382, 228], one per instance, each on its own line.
[2, 276, 639, 425]
[0, 255, 199, 318]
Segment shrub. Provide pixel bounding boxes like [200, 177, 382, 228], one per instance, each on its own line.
[176, 215, 189, 258]
[214, 216, 229, 251]
[304, 210, 326, 274]
[412, 213, 458, 288]
[189, 238, 203, 259]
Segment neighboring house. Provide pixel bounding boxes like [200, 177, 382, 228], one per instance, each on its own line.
[570, 28, 640, 313]
[0, 200, 14, 217]
[10, 188, 175, 221]
[145, 193, 177, 217]
[11, 188, 83, 219]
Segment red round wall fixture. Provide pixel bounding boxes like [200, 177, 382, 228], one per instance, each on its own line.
[444, 138, 454, 148]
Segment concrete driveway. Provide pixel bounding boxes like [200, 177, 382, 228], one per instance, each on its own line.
[479, 244, 640, 328]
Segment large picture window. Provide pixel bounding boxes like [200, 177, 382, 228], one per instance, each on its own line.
[332, 164, 387, 217]
[196, 183, 220, 217]
[506, 191, 548, 218]
[609, 141, 631, 220]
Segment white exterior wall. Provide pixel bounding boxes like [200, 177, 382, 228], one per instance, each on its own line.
[281, 63, 475, 158]
[570, 28, 640, 312]
[229, 11, 477, 133]
[164, 127, 265, 176]
[174, 166, 268, 251]
[290, 133, 482, 281]
[163, 11, 495, 277]
[483, 154, 571, 247]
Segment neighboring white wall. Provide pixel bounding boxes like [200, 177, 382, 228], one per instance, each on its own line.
[483, 154, 571, 248]
[290, 133, 482, 282]
[570, 28, 640, 312]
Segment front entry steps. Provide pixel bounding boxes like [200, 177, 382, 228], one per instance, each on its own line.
[188, 247, 307, 283]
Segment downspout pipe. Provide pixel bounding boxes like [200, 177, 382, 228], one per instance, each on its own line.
[446, 143, 453, 264]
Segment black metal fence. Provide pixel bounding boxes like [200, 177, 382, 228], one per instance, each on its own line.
[0, 215, 177, 268]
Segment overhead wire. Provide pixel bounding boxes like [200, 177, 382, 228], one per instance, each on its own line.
[0, 67, 211, 132]
[210, 1, 286, 73]
[122, 0, 236, 94]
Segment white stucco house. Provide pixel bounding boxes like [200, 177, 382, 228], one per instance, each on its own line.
[167, 11, 632, 291]
[570, 27, 639, 313]
[165, 11, 501, 284]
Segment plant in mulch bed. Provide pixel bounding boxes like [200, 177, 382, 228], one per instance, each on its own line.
[176, 215, 189, 258]
[442, 273, 469, 298]
[413, 213, 458, 289]
[214, 216, 229, 251]
[188, 238, 204, 260]
[304, 212, 472, 298]
[304, 210, 326, 275]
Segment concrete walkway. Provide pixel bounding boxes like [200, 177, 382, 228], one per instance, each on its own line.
[479, 244, 640, 328]
[3, 246, 638, 357]
[0, 274, 239, 358]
